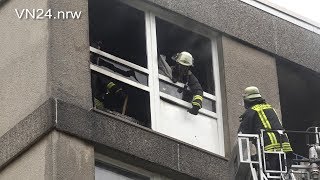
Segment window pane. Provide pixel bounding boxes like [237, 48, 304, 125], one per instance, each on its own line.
[91, 53, 148, 86]
[156, 17, 214, 94]
[159, 80, 183, 99]
[159, 79, 216, 112]
[95, 162, 149, 180]
[89, 0, 147, 68]
[203, 97, 216, 112]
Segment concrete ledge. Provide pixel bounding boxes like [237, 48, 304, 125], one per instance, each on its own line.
[0, 99, 55, 170]
[56, 100, 229, 180]
[0, 98, 229, 179]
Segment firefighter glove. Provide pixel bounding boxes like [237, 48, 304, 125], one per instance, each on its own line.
[188, 105, 200, 115]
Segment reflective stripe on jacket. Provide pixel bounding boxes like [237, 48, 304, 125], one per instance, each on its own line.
[239, 101, 293, 152]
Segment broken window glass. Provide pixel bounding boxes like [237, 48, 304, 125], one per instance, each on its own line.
[91, 52, 148, 86]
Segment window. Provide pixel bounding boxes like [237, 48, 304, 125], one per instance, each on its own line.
[96, 162, 149, 180]
[89, 0, 147, 68]
[89, 0, 151, 127]
[89, 0, 224, 155]
[95, 153, 170, 180]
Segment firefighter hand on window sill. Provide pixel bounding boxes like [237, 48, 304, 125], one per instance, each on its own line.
[188, 105, 200, 115]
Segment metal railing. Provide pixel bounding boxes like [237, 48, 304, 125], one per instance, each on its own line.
[236, 127, 320, 180]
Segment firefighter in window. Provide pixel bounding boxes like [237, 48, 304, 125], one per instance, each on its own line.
[91, 41, 134, 113]
[158, 51, 203, 115]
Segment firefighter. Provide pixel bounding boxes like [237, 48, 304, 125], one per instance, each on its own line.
[238, 86, 294, 172]
[90, 41, 131, 112]
[91, 72, 127, 112]
[159, 51, 203, 115]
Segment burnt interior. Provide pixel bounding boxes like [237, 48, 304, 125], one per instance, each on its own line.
[277, 57, 320, 157]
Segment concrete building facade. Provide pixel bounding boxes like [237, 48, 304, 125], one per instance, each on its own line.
[0, 0, 319, 179]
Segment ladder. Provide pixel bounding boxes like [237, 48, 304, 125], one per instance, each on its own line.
[237, 132, 295, 179]
[236, 127, 320, 180]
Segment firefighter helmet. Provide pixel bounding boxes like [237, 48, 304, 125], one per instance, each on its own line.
[243, 86, 262, 99]
[174, 51, 193, 66]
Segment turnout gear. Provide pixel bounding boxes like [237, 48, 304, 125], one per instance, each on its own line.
[188, 106, 200, 115]
[106, 82, 126, 100]
[158, 52, 203, 115]
[239, 87, 293, 174]
[90, 47, 130, 112]
[166, 52, 203, 115]
[91, 71, 126, 111]
[239, 98, 293, 152]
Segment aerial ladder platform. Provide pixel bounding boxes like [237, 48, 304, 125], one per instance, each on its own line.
[233, 127, 320, 180]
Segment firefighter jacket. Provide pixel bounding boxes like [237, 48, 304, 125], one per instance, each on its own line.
[90, 52, 127, 111]
[172, 69, 203, 109]
[158, 55, 203, 109]
[183, 71, 203, 109]
[239, 98, 293, 152]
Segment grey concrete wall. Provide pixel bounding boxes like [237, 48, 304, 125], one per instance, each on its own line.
[48, 131, 95, 180]
[0, 0, 50, 137]
[0, 129, 51, 180]
[142, 0, 320, 73]
[0, 99, 54, 170]
[221, 36, 281, 148]
[0, 130, 95, 180]
[0, 0, 92, 137]
[48, 0, 92, 110]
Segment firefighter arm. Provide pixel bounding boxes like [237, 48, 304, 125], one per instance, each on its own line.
[189, 73, 203, 107]
[238, 110, 255, 134]
[187, 73, 204, 115]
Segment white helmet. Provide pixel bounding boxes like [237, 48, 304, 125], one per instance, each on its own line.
[175, 51, 193, 66]
[243, 86, 262, 99]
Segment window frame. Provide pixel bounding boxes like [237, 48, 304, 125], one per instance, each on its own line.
[90, 47, 150, 92]
[89, 0, 225, 156]
[95, 153, 170, 180]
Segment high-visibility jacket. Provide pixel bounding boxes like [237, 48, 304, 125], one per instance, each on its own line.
[239, 99, 293, 152]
